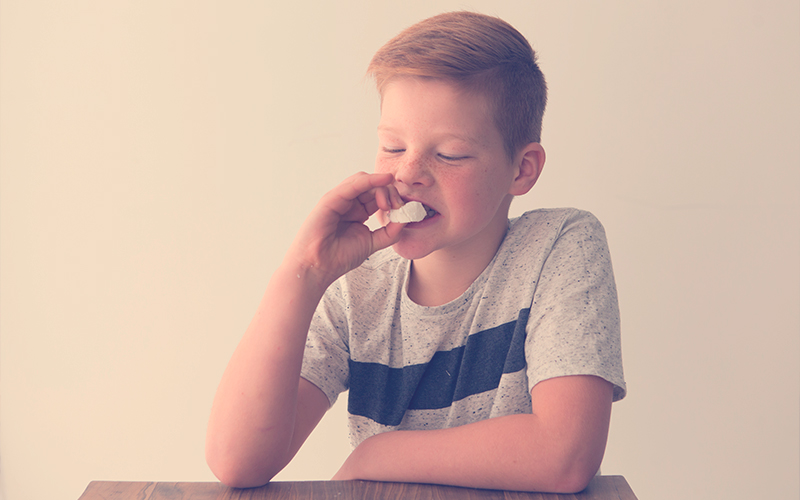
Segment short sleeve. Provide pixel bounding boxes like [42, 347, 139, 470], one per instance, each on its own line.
[525, 210, 626, 401]
[301, 280, 351, 407]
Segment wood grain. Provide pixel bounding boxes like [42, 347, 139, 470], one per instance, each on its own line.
[78, 476, 637, 500]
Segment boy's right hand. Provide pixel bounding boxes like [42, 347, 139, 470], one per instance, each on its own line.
[285, 172, 405, 289]
[209, 172, 403, 487]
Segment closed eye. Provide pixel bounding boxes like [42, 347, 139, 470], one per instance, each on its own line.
[438, 153, 469, 162]
[382, 147, 405, 154]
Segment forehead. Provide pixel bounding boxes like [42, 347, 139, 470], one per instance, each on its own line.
[378, 77, 498, 144]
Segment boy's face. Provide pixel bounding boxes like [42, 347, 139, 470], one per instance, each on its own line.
[375, 77, 520, 262]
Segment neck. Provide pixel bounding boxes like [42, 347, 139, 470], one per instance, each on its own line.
[407, 214, 510, 307]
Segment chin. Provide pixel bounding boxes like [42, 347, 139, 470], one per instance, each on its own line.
[390, 240, 436, 261]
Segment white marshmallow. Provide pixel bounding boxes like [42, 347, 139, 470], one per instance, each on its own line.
[387, 201, 427, 223]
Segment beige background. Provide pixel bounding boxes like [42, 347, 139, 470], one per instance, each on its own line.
[1, 1, 798, 499]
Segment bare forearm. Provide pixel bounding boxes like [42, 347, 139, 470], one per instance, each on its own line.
[337, 414, 603, 493]
[205, 173, 407, 486]
[205, 261, 329, 486]
[334, 377, 613, 493]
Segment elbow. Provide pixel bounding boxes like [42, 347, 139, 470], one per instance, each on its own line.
[548, 466, 596, 494]
[545, 449, 603, 494]
[208, 464, 272, 489]
[207, 456, 278, 489]
[205, 442, 281, 489]
[512, 457, 597, 494]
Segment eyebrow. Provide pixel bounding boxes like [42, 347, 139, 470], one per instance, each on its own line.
[376, 125, 480, 145]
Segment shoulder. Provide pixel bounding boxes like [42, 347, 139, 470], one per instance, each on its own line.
[510, 208, 604, 234]
[504, 208, 607, 252]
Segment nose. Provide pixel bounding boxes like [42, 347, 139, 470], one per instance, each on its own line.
[394, 151, 433, 187]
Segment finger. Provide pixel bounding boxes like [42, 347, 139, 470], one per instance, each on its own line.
[322, 172, 394, 217]
[338, 172, 394, 202]
[368, 183, 402, 220]
[370, 221, 406, 252]
[387, 184, 405, 209]
[372, 187, 392, 212]
[355, 187, 386, 218]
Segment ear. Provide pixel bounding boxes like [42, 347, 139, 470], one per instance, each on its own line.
[508, 142, 545, 196]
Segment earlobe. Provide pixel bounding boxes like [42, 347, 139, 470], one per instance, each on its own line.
[509, 143, 545, 196]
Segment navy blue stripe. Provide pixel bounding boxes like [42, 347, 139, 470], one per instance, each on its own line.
[348, 308, 530, 426]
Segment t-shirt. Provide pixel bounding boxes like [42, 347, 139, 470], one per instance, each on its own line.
[301, 208, 626, 448]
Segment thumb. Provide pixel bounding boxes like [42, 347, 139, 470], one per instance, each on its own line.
[370, 222, 406, 253]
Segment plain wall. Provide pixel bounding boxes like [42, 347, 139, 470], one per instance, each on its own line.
[1, 1, 798, 499]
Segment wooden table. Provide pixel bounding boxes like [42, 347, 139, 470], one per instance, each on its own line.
[78, 476, 638, 499]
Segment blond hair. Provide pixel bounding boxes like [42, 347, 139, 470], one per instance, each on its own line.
[368, 11, 547, 158]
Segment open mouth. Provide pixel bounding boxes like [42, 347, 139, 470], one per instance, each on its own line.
[422, 204, 438, 220]
[387, 201, 439, 224]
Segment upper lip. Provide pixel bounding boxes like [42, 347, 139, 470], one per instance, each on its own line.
[401, 196, 430, 208]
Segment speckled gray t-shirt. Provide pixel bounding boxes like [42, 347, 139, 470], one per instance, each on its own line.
[301, 208, 626, 449]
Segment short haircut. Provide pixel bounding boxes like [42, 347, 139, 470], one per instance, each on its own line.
[368, 11, 547, 158]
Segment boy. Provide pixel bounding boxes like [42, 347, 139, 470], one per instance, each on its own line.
[206, 11, 625, 494]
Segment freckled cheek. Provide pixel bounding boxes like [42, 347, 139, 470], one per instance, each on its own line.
[374, 157, 393, 174]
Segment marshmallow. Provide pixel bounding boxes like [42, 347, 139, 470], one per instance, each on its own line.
[387, 201, 427, 223]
